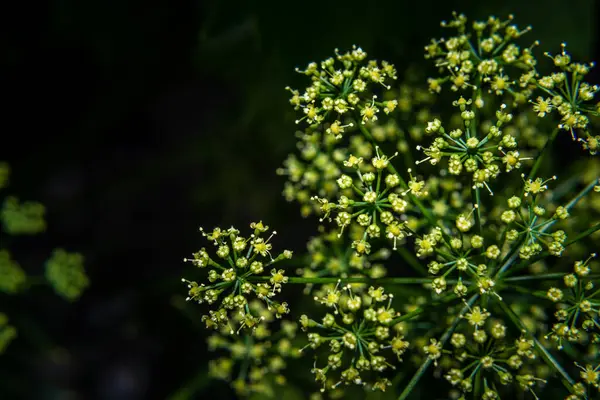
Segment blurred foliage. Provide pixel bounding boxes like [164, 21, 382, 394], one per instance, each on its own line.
[0, 161, 87, 396]
[45, 249, 88, 301]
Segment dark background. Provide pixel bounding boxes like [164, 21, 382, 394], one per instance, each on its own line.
[1, 1, 597, 399]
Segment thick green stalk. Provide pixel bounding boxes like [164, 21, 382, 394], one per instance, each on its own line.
[503, 273, 600, 282]
[397, 294, 479, 400]
[249, 276, 435, 285]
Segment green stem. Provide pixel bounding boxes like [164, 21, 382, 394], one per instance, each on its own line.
[396, 247, 428, 276]
[390, 291, 465, 325]
[397, 294, 479, 400]
[503, 273, 600, 282]
[497, 301, 575, 393]
[501, 284, 549, 300]
[564, 221, 600, 247]
[238, 335, 252, 381]
[472, 186, 482, 234]
[528, 128, 560, 180]
[562, 178, 600, 213]
[391, 307, 426, 325]
[355, 118, 376, 142]
[249, 276, 435, 285]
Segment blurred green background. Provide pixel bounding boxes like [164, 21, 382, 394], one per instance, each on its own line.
[0, 0, 597, 398]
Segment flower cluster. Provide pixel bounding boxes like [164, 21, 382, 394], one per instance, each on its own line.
[545, 254, 599, 349]
[311, 147, 418, 255]
[440, 312, 544, 399]
[424, 12, 536, 100]
[496, 175, 569, 259]
[278, 66, 439, 220]
[186, 11, 600, 400]
[300, 284, 408, 392]
[288, 46, 397, 130]
[424, 12, 600, 156]
[569, 362, 600, 399]
[419, 100, 528, 194]
[535, 44, 599, 152]
[207, 304, 301, 397]
[183, 222, 293, 334]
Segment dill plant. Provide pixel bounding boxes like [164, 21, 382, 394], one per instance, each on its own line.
[183, 13, 600, 399]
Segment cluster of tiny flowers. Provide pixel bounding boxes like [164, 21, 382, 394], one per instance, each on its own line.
[287, 46, 397, 131]
[0, 313, 17, 354]
[424, 230, 503, 300]
[535, 43, 599, 152]
[279, 65, 444, 220]
[300, 285, 407, 392]
[546, 254, 599, 349]
[425, 12, 600, 157]
[182, 222, 293, 334]
[207, 305, 301, 397]
[440, 311, 545, 399]
[311, 147, 418, 255]
[419, 100, 527, 194]
[498, 176, 568, 260]
[424, 13, 536, 100]
[568, 362, 600, 399]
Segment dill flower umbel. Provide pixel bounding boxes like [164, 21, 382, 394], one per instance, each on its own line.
[183, 222, 293, 334]
[300, 284, 407, 392]
[545, 254, 599, 349]
[207, 305, 301, 397]
[288, 46, 397, 129]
